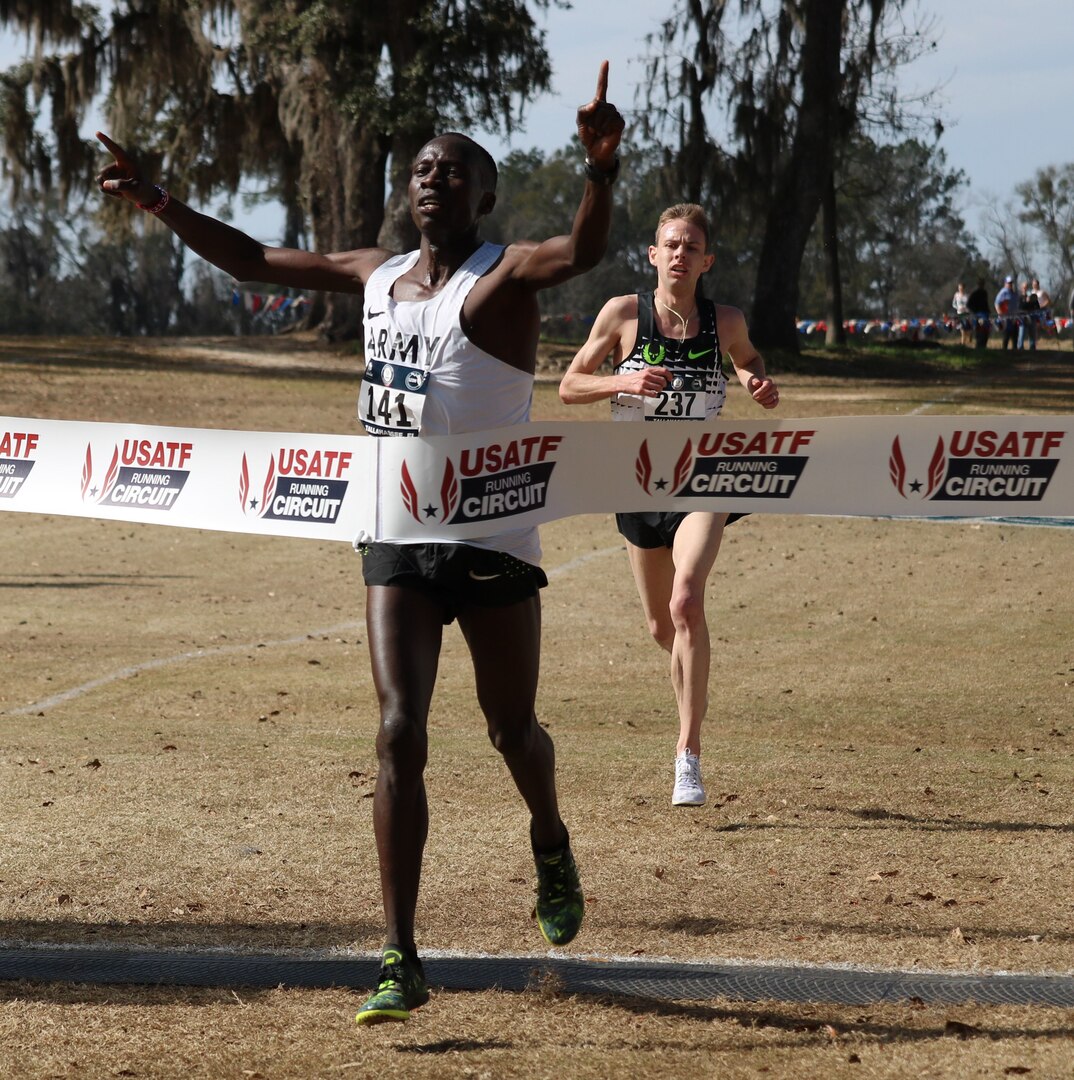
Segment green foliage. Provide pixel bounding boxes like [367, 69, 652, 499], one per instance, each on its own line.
[482, 128, 986, 331]
[798, 135, 982, 318]
[0, 199, 231, 335]
[0, 1, 557, 212]
[485, 144, 672, 327]
[637, 0, 938, 348]
[0, 0, 559, 337]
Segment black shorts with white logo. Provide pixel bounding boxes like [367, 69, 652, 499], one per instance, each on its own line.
[360, 542, 548, 624]
[615, 510, 747, 550]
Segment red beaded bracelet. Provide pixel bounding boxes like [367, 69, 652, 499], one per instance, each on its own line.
[137, 185, 170, 214]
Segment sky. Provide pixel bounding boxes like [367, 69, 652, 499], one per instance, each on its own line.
[2, 0, 1072, 255]
[464, 0, 1072, 252]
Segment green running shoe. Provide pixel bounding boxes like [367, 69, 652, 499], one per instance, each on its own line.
[354, 946, 430, 1025]
[534, 841, 584, 946]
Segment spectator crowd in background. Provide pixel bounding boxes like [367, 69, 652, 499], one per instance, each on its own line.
[543, 274, 1073, 352]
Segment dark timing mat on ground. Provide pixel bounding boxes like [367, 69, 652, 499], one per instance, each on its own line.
[3, 946, 1074, 1007]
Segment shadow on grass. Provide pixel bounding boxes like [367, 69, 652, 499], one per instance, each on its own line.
[0, 572, 193, 581]
[0, 573, 192, 590]
[768, 344, 1021, 381]
[713, 808, 1074, 835]
[397, 1038, 514, 1054]
[658, 913, 1074, 946]
[846, 807, 1074, 833]
[0, 917, 378, 951]
[0, 980, 278, 1006]
[604, 994, 1074, 1048]
[0, 349, 358, 384]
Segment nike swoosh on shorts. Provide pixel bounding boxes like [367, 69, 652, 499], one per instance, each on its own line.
[468, 571, 502, 581]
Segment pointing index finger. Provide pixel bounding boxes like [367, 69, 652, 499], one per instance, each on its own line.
[594, 60, 609, 103]
[95, 131, 130, 165]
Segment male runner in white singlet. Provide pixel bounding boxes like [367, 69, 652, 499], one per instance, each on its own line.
[97, 62, 624, 1024]
[559, 204, 778, 807]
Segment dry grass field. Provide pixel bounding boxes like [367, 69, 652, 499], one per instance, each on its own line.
[2, 334, 1074, 1078]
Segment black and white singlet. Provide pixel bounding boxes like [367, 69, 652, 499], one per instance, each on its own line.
[611, 292, 727, 422]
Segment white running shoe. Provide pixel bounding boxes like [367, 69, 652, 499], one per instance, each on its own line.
[672, 749, 706, 806]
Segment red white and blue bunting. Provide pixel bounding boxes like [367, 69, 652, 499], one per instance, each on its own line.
[797, 314, 1073, 338]
[231, 289, 312, 320]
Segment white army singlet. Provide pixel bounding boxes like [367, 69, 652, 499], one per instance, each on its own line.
[358, 241, 541, 565]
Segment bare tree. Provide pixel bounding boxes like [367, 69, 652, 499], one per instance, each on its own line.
[637, 0, 941, 351]
[981, 198, 1037, 284]
[1016, 165, 1074, 293]
[637, 0, 731, 206]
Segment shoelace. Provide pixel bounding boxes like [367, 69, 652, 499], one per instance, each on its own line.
[375, 960, 405, 991]
[677, 755, 701, 786]
[538, 854, 570, 903]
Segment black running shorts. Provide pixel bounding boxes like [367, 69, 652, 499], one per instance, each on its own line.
[615, 510, 746, 550]
[360, 542, 548, 624]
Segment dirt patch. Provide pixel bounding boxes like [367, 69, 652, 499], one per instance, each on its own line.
[2, 336, 1074, 1077]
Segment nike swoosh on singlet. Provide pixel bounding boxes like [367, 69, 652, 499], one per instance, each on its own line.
[687, 348, 714, 360]
[367, 310, 385, 319]
[468, 571, 503, 581]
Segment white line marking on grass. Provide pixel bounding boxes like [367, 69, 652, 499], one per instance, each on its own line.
[6, 546, 625, 717]
[7, 621, 363, 716]
[906, 357, 1017, 415]
[907, 396, 955, 414]
[547, 544, 622, 578]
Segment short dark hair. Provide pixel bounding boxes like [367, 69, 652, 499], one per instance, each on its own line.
[429, 133, 498, 192]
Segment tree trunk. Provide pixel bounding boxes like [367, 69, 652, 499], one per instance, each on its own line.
[679, 72, 713, 204]
[278, 59, 389, 341]
[749, 0, 845, 352]
[319, 124, 388, 340]
[377, 4, 427, 254]
[377, 131, 428, 253]
[823, 169, 846, 347]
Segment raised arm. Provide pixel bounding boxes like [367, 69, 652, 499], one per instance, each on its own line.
[506, 62, 625, 289]
[95, 132, 389, 292]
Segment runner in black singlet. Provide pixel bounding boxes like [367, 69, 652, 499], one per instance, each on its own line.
[559, 203, 778, 807]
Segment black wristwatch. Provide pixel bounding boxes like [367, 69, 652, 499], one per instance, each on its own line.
[583, 154, 620, 186]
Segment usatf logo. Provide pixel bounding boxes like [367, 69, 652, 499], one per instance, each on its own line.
[635, 429, 814, 498]
[889, 429, 1064, 502]
[400, 434, 562, 524]
[81, 438, 192, 510]
[0, 429, 39, 499]
[240, 446, 352, 524]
